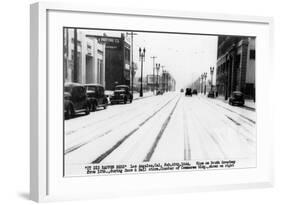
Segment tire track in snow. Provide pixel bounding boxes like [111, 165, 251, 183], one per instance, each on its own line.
[65, 96, 161, 136]
[143, 96, 181, 162]
[182, 104, 191, 160]
[65, 96, 174, 155]
[91, 96, 179, 163]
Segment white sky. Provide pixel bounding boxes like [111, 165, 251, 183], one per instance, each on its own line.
[81, 29, 218, 90]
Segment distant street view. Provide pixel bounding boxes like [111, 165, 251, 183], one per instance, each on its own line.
[63, 28, 256, 176]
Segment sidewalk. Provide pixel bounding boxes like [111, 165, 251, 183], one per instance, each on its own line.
[133, 91, 154, 100]
[209, 95, 255, 110]
[105, 90, 154, 101]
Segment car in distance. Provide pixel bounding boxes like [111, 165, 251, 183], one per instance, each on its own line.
[64, 83, 90, 119]
[229, 91, 245, 106]
[180, 88, 184, 93]
[207, 90, 215, 98]
[85, 84, 108, 111]
[192, 89, 198, 95]
[110, 85, 133, 104]
[185, 88, 192, 96]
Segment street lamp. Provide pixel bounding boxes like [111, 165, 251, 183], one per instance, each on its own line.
[139, 47, 146, 97]
[210, 66, 214, 91]
[156, 63, 160, 90]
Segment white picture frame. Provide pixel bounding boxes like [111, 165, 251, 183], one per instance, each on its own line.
[30, 2, 274, 202]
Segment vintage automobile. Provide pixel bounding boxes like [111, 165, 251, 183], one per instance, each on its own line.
[156, 89, 163, 95]
[110, 85, 133, 104]
[192, 89, 198, 95]
[64, 83, 90, 119]
[207, 90, 215, 98]
[185, 88, 192, 96]
[85, 84, 108, 111]
[229, 91, 245, 106]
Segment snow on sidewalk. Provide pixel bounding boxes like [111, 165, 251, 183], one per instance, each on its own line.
[133, 91, 154, 100]
[213, 95, 255, 110]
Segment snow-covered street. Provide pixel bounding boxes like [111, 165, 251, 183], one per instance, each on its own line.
[64, 92, 256, 172]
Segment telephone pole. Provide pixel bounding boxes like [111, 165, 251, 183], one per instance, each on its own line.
[73, 28, 78, 82]
[126, 32, 138, 95]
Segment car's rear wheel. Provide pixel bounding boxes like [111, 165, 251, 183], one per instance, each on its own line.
[92, 103, 97, 112]
[65, 105, 74, 119]
[124, 97, 127, 104]
[85, 104, 90, 115]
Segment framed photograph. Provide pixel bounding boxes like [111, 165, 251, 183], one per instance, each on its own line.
[30, 2, 274, 202]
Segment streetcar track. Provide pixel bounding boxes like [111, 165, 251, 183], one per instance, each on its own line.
[65, 97, 175, 155]
[214, 102, 256, 124]
[143, 96, 181, 162]
[91, 96, 179, 163]
[65, 97, 161, 136]
[196, 96, 256, 125]
[195, 97, 255, 143]
[64, 130, 112, 155]
[189, 103, 228, 158]
[197, 96, 255, 127]
[225, 115, 241, 126]
[182, 103, 191, 161]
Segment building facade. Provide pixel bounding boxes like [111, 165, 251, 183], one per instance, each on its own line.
[91, 34, 131, 91]
[63, 28, 106, 86]
[216, 36, 255, 100]
[160, 71, 176, 92]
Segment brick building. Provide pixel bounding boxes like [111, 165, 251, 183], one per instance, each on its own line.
[216, 36, 255, 100]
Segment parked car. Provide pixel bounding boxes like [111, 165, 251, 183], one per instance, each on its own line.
[85, 84, 108, 111]
[64, 83, 90, 119]
[207, 90, 215, 98]
[185, 88, 192, 96]
[229, 91, 245, 106]
[192, 89, 198, 95]
[156, 89, 163, 95]
[110, 85, 133, 104]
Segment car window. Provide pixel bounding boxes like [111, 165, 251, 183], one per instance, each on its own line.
[100, 87, 104, 95]
[72, 87, 80, 98]
[87, 86, 97, 92]
[116, 87, 126, 91]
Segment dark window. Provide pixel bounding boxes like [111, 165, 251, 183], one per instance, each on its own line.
[250, 50, 255, 60]
[235, 54, 241, 68]
[125, 48, 130, 62]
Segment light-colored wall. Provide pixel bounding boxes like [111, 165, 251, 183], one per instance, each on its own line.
[65, 30, 105, 85]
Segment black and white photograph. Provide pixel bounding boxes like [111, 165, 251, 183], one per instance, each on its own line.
[63, 28, 256, 177]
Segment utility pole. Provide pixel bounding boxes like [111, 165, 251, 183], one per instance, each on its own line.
[161, 65, 165, 92]
[156, 63, 160, 90]
[150, 56, 157, 94]
[73, 28, 78, 82]
[126, 32, 137, 95]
